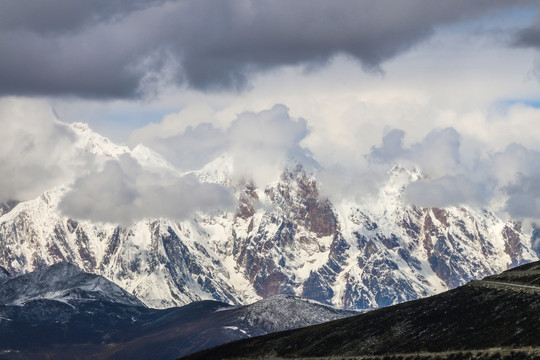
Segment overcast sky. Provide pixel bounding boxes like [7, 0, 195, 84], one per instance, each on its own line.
[2, 0, 540, 224]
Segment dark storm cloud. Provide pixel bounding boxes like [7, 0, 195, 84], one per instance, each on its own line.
[513, 16, 540, 81]
[0, 0, 166, 34]
[0, 0, 532, 98]
[514, 25, 540, 48]
[0, 0, 170, 98]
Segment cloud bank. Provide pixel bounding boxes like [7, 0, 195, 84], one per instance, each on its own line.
[365, 126, 540, 220]
[58, 105, 310, 225]
[131, 104, 311, 186]
[0, 98, 234, 225]
[58, 154, 235, 225]
[129, 99, 540, 222]
[0, 98, 89, 202]
[0, 0, 531, 98]
[4, 97, 540, 224]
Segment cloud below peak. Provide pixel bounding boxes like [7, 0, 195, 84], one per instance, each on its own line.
[58, 154, 235, 226]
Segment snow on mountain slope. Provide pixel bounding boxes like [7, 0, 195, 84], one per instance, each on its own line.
[0, 122, 537, 309]
[0, 262, 144, 307]
[71, 122, 130, 158]
[231, 294, 359, 334]
[0, 265, 357, 360]
[0, 192, 247, 308]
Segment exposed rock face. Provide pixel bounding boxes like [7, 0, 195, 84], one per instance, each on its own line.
[0, 124, 537, 310]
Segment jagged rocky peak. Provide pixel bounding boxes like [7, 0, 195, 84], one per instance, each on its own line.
[0, 262, 145, 307]
[388, 163, 422, 178]
[382, 163, 423, 195]
[269, 163, 336, 237]
[231, 163, 341, 300]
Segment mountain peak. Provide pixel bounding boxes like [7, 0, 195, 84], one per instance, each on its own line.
[70, 121, 130, 158]
[388, 163, 422, 181]
[0, 262, 145, 307]
[195, 153, 235, 185]
[0, 122, 536, 312]
[131, 143, 180, 172]
[235, 294, 358, 334]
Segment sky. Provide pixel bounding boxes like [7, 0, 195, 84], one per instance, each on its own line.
[2, 0, 540, 224]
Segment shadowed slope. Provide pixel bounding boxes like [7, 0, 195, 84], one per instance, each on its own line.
[183, 261, 540, 360]
[0, 264, 356, 360]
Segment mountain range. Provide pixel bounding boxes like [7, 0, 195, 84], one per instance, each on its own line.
[0, 262, 356, 359]
[0, 121, 537, 311]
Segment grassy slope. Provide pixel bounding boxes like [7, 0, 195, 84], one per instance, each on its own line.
[183, 261, 540, 360]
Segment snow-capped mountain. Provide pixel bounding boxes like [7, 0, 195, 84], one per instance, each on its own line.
[229, 294, 360, 334]
[0, 262, 144, 307]
[0, 122, 537, 309]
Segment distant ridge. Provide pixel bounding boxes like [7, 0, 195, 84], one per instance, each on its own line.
[0, 261, 144, 307]
[183, 260, 540, 359]
[0, 263, 355, 359]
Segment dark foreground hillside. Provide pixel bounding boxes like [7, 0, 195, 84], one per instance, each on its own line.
[0, 263, 356, 360]
[183, 261, 540, 360]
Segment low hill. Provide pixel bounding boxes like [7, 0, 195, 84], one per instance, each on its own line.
[0, 263, 355, 359]
[183, 261, 540, 360]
